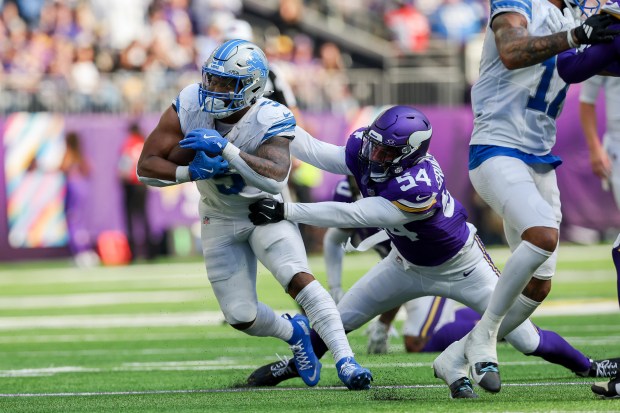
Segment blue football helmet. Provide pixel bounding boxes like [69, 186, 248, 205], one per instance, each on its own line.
[199, 39, 269, 119]
[359, 106, 433, 183]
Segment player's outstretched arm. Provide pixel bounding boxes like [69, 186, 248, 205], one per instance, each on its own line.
[290, 126, 351, 176]
[137, 106, 195, 186]
[493, 12, 572, 70]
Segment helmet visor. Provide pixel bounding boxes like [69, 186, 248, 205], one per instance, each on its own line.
[361, 133, 404, 164]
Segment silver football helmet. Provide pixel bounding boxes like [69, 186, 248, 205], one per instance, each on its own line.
[199, 39, 269, 119]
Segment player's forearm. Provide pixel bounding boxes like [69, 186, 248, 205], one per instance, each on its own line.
[222, 144, 288, 194]
[285, 197, 410, 228]
[136, 155, 181, 185]
[557, 43, 620, 83]
[579, 102, 602, 152]
[497, 28, 569, 69]
[323, 227, 350, 290]
[290, 126, 351, 175]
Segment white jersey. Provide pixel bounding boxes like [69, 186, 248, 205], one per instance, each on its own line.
[580, 75, 620, 144]
[470, 0, 569, 155]
[174, 83, 296, 218]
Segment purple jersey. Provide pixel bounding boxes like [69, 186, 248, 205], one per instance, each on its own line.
[332, 178, 391, 258]
[344, 129, 470, 266]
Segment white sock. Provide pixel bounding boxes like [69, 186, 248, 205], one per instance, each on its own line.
[484, 241, 552, 331]
[498, 294, 541, 342]
[296, 280, 353, 362]
[243, 302, 293, 340]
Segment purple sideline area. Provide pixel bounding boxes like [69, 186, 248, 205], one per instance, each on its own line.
[1, 88, 619, 261]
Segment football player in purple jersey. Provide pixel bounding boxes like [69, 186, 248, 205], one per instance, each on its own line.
[245, 105, 619, 398]
[325, 176, 481, 355]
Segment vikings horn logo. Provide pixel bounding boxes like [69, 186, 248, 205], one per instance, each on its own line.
[246, 51, 268, 78]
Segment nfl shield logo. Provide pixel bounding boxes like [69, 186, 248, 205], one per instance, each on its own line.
[202, 216, 210, 225]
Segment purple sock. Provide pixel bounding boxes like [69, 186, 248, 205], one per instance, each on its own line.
[310, 329, 329, 359]
[422, 320, 476, 352]
[529, 328, 590, 373]
[612, 246, 620, 307]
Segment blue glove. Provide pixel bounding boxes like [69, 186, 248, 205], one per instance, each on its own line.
[188, 151, 229, 181]
[179, 128, 228, 156]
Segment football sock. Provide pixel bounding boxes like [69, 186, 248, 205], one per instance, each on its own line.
[498, 294, 541, 341]
[244, 302, 293, 340]
[612, 234, 620, 307]
[530, 329, 591, 373]
[296, 280, 353, 362]
[481, 241, 552, 332]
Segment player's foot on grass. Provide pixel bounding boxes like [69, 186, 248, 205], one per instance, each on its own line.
[464, 328, 501, 393]
[578, 358, 620, 378]
[284, 313, 321, 386]
[433, 339, 479, 399]
[365, 319, 389, 354]
[592, 376, 620, 398]
[336, 357, 373, 390]
[247, 356, 299, 387]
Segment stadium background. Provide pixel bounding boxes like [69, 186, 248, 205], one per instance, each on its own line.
[1, 0, 620, 262]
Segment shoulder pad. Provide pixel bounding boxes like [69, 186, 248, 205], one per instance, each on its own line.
[257, 99, 296, 140]
[174, 83, 201, 114]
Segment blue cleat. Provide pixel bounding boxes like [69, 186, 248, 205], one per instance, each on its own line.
[336, 356, 373, 390]
[284, 314, 321, 387]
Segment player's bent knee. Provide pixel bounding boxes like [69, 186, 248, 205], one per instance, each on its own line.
[287, 272, 316, 298]
[522, 278, 551, 302]
[522, 227, 558, 253]
[230, 320, 255, 331]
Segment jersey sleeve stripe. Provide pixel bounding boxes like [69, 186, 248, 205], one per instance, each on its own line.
[392, 199, 436, 213]
[263, 117, 297, 140]
[490, 0, 532, 19]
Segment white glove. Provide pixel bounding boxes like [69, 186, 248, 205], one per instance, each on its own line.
[548, 6, 565, 33]
[563, 7, 580, 30]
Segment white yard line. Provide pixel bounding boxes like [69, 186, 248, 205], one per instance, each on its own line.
[0, 291, 206, 309]
[0, 381, 596, 397]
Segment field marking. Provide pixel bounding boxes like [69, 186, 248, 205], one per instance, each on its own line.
[0, 291, 207, 309]
[0, 359, 585, 378]
[0, 381, 595, 398]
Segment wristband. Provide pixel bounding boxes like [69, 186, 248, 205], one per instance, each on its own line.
[176, 165, 191, 183]
[222, 143, 241, 160]
[567, 29, 579, 48]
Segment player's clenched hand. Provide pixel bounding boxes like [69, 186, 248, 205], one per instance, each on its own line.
[188, 151, 228, 180]
[179, 128, 228, 156]
[572, 14, 620, 44]
[248, 198, 284, 225]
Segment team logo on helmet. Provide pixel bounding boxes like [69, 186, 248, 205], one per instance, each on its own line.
[247, 51, 268, 78]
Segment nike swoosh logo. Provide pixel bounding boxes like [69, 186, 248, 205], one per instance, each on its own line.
[416, 194, 432, 202]
[308, 367, 318, 382]
[463, 269, 474, 277]
[201, 168, 214, 173]
[263, 203, 276, 210]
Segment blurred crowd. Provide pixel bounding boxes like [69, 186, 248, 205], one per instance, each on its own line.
[0, 0, 489, 114]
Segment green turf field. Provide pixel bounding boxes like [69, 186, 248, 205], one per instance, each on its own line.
[0, 244, 619, 412]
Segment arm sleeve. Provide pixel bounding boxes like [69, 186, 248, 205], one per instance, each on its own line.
[285, 196, 413, 228]
[290, 126, 352, 175]
[323, 227, 352, 291]
[222, 144, 288, 195]
[557, 43, 620, 84]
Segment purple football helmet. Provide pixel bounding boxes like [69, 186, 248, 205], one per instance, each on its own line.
[359, 106, 433, 182]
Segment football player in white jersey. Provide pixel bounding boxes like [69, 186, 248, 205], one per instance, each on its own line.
[136, 39, 372, 390]
[438, 0, 620, 394]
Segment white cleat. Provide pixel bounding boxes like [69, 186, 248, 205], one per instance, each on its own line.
[433, 339, 478, 399]
[464, 328, 501, 393]
[365, 320, 390, 354]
